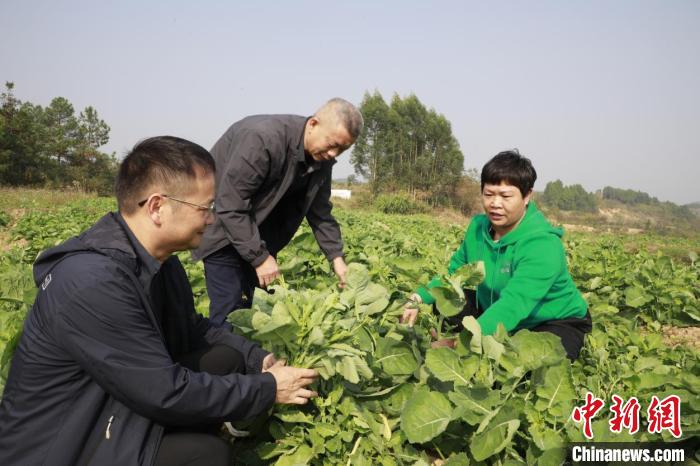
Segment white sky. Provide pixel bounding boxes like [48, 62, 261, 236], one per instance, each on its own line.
[2, 0, 698, 204]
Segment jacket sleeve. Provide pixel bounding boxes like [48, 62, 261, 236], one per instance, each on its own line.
[415, 226, 470, 304]
[53, 264, 276, 425]
[191, 313, 270, 374]
[305, 166, 344, 261]
[477, 235, 563, 335]
[216, 130, 271, 268]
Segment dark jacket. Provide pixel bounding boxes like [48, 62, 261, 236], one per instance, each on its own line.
[0, 213, 276, 466]
[192, 114, 344, 266]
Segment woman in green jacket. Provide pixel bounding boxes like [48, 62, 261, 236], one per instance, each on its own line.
[401, 151, 591, 359]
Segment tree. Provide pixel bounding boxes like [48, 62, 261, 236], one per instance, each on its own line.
[351, 91, 464, 204]
[541, 180, 598, 212]
[0, 82, 50, 185]
[0, 82, 116, 192]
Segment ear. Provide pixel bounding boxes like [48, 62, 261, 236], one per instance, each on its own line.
[523, 190, 533, 205]
[145, 194, 165, 226]
[307, 116, 320, 128]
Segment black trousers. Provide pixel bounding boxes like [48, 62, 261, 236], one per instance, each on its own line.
[203, 245, 259, 328]
[153, 345, 245, 466]
[446, 290, 592, 360]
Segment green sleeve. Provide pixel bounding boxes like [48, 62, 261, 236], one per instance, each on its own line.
[414, 228, 470, 305]
[477, 235, 563, 335]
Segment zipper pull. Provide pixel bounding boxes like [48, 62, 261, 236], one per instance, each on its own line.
[105, 415, 114, 439]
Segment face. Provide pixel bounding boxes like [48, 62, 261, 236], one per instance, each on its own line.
[481, 182, 531, 237]
[304, 117, 355, 162]
[160, 168, 216, 251]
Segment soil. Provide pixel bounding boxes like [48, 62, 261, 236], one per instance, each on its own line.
[661, 325, 700, 352]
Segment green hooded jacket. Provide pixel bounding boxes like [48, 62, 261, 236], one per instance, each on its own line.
[416, 202, 587, 335]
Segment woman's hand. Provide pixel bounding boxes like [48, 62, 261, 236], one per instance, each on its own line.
[400, 293, 422, 327]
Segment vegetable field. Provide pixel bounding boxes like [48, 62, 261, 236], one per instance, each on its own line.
[0, 192, 698, 465]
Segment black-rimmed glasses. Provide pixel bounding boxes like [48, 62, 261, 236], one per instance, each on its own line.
[137, 194, 215, 214]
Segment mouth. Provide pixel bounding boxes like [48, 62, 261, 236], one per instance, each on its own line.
[489, 212, 504, 221]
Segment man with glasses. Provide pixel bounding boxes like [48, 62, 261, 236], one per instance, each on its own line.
[193, 98, 364, 328]
[0, 136, 318, 466]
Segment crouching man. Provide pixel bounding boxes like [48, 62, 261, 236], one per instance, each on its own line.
[0, 136, 317, 466]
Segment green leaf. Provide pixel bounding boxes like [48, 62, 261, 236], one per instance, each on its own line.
[345, 262, 370, 290]
[443, 452, 470, 465]
[425, 347, 477, 386]
[534, 363, 576, 417]
[275, 443, 314, 466]
[307, 326, 324, 346]
[482, 335, 505, 362]
[505, 330, 566, 371]
[469, 419, 520, 461]
[429, 286, 464, 317]
[336, 356, 360, 384]
[461, 316, 482, 354]
[448, 385, 501, 425]
[400, 387, 453, 443]
[275, 411, 314, 424]
[375, 338, 418, 375]
[625, 286, 653, 308]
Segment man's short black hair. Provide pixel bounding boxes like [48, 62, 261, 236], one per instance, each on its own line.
[481, 150, 537, 197]
[115, 136, 215, 215]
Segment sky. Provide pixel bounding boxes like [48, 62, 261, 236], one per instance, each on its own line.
[2, 0, 698, 204]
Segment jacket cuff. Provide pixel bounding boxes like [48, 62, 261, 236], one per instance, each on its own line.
[327, 252, 344, 263]
[247, 346, 271, 374]
[249, 250, 270, 269]
[242, 372, 277, 414]
[416, 286, 436, 305]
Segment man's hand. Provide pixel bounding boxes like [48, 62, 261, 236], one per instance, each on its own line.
[265, 361, 319, 405]
[400, 293, 422, 327]
[256, 255, 280, 288]
[261, 353, 277, 372]
[332, 256, 348, 288]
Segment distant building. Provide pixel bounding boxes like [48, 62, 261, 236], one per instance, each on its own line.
[330, 189, 352, 200]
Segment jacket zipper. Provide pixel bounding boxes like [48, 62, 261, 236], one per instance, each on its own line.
[105, 415, 115, 440]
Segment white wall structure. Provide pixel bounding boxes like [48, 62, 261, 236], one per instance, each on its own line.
[330, 189, 352, 200]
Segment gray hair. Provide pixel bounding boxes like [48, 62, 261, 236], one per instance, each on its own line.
[317, 97, 364, 139]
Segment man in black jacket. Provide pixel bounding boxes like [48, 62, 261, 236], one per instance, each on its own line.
[193, 98, 363, 327]
[0, 137, 318, 466]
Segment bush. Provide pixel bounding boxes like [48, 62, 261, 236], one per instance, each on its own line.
[0, 210, 10, 227]
[373, 193, 428, 214]
[451, 173, 481, 215]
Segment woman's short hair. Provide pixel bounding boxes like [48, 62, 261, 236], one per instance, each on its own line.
[481, 150, 537, 197]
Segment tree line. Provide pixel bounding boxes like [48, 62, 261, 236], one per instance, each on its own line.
[350, 91, 465, 206]
[0, 82, 116, 194]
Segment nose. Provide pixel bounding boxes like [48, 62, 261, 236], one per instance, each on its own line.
[205, 210, 215, 225]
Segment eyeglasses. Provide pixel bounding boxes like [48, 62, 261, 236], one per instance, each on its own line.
[137, 194, 215, 214]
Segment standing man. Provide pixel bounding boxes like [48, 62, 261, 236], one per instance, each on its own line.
[0, 137, 318, 466]
[194, 98, 363, 327]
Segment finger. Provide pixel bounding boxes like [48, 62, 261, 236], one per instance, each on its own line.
[408, 312, 416, 327]
[295, 368, 318, 378]
[295, 376, 318, 387]
[291, 396, 310, 405]
[430, 328, 438, 340]
[296, 389, 317, 399]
